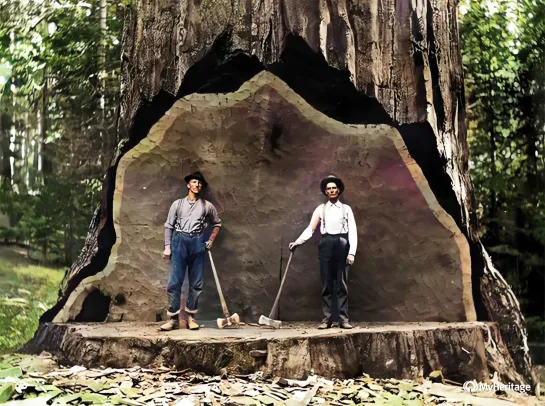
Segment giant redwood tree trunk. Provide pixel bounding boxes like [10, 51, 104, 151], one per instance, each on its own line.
[40, 0, 536, 386]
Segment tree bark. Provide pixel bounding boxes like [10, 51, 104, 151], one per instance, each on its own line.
[0, 112, 13, 191]
[40, 67, 52, 176]
[41, 0, 536, 386]
[98, 0, 108, 168]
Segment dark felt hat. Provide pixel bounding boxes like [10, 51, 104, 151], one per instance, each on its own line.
[320, 175, 345, 195]
[184, 171, 208, 188]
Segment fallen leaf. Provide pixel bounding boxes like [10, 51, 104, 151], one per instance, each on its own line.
[87, 380, 109, 392]
[243, 389, 261, 397]
[189, 384, 210, 394]
[398, 382, 413, 392]
[80, 392, 109, 404]
[136, 389, 166, 403]
[109, 394, 142, 406]
[340, 386, 359, 396]
[403, 399, 423, 406]
[120, 380, 133, 389]
[356, 390, 369, 401]
[85, 368, 116, 378]
[220, 382, 244, 396]
[174, 395, 200, 406]
[120, 387, 141, 398]
[45, 366, 86, 378]
[228, 396, 262, 405]
[365, 383, 382, 392]
[52, 393, 81, 405]
[0, 367, 23, 378]
[254, 395, 283, 406]
[0, 383, 15, 403]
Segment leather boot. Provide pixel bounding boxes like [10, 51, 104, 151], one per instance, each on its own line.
[159, 316, 179, 331]
[188, 315, 199, 330]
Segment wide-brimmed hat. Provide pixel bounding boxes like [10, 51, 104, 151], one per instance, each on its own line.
[320, 175, 344, 195]
[184, 171, 208, 188]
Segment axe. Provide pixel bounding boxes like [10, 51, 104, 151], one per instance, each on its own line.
[259, 250, 295, 329]
[208, 250, 240, 329]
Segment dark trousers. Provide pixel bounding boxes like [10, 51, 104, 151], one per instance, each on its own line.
[167, 231, 205, 315]
[319, 233, 350, 323]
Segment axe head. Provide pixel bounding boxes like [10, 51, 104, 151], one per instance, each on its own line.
[258, 314, 282, 329]
[217, 313, 240, 329]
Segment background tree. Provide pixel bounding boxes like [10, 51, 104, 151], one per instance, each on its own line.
[459, 0, 545, 342]
[0, 0, 124, 264]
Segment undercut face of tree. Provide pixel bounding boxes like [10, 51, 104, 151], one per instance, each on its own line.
[52, 72, 475, 324]
[38, 0, 535, 386]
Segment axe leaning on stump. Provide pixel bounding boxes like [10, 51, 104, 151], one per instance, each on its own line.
[258, 248, 295, 329]
[208, 250, 240, 328]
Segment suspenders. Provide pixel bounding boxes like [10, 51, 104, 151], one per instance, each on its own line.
[174, 198, 207, 232]
[321, 202, 348, 233]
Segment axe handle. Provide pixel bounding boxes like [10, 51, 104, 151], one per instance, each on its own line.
[208, 250, 230, 319]
[269, 251, 294, 319]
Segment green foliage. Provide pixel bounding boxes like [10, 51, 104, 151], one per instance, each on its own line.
[0, 0, 123, 264]
[0, 247, 64, 353]
[460, 0, 545, 334]
[525, 316, 545, 342]
[0, 176, 101, 263]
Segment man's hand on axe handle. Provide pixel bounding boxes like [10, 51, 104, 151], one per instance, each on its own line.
[288, 242, 298, 251]
[162, 245, 171, 261]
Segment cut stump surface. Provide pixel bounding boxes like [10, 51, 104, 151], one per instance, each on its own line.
[29, 321, 500, 382]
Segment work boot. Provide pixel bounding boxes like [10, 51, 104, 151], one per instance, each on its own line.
[340, 321, 353, 329]
[159, 317, 179, 331]
[188, 315, 199, 330]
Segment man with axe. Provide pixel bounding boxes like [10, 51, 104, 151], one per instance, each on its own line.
[289, 175, 358, 329]
[160, 171, 222, 331]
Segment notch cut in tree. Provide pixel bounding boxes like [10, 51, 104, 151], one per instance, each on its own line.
[38, 0, 536, 387]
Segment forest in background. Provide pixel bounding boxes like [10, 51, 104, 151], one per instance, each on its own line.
[0, 0, 122, 265]
[459, 0, 545, 339]
[0, 0, 543, 339]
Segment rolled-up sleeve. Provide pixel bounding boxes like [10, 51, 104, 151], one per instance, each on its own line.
[207, 202, 222, 228]
[164, 200, 179, 229]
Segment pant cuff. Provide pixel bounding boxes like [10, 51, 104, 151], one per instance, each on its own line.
[185, 306, 198, 314]
[167, 309, 180, 317]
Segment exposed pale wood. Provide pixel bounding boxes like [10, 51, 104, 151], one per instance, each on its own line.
[53, 72, 475, 325]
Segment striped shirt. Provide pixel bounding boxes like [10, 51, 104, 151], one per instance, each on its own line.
[165, 197, 222, 235]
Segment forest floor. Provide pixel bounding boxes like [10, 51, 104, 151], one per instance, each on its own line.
[1, 352, 544, 405]
[0, 245, 64, 353]
[1, 246, 545, 405]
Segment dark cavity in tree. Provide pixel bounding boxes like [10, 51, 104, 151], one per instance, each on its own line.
[74, 289, 111, 322]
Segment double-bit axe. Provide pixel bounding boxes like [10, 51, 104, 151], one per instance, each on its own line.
[208, 250, 240, 329]
[258, 249, 295, 329]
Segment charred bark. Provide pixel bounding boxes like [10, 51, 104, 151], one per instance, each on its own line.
[40, 0, 536, 386]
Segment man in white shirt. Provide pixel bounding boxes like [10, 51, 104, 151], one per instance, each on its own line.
[289, 175, 357, 329]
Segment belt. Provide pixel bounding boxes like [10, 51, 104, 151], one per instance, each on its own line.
[321, 233, 348, 238]
[174, 229, 203, 237]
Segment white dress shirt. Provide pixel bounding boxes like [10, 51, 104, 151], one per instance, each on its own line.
[295, 201, 358, 258]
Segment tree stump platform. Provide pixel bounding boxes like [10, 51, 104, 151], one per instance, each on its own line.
[26, 321, 503, 382]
